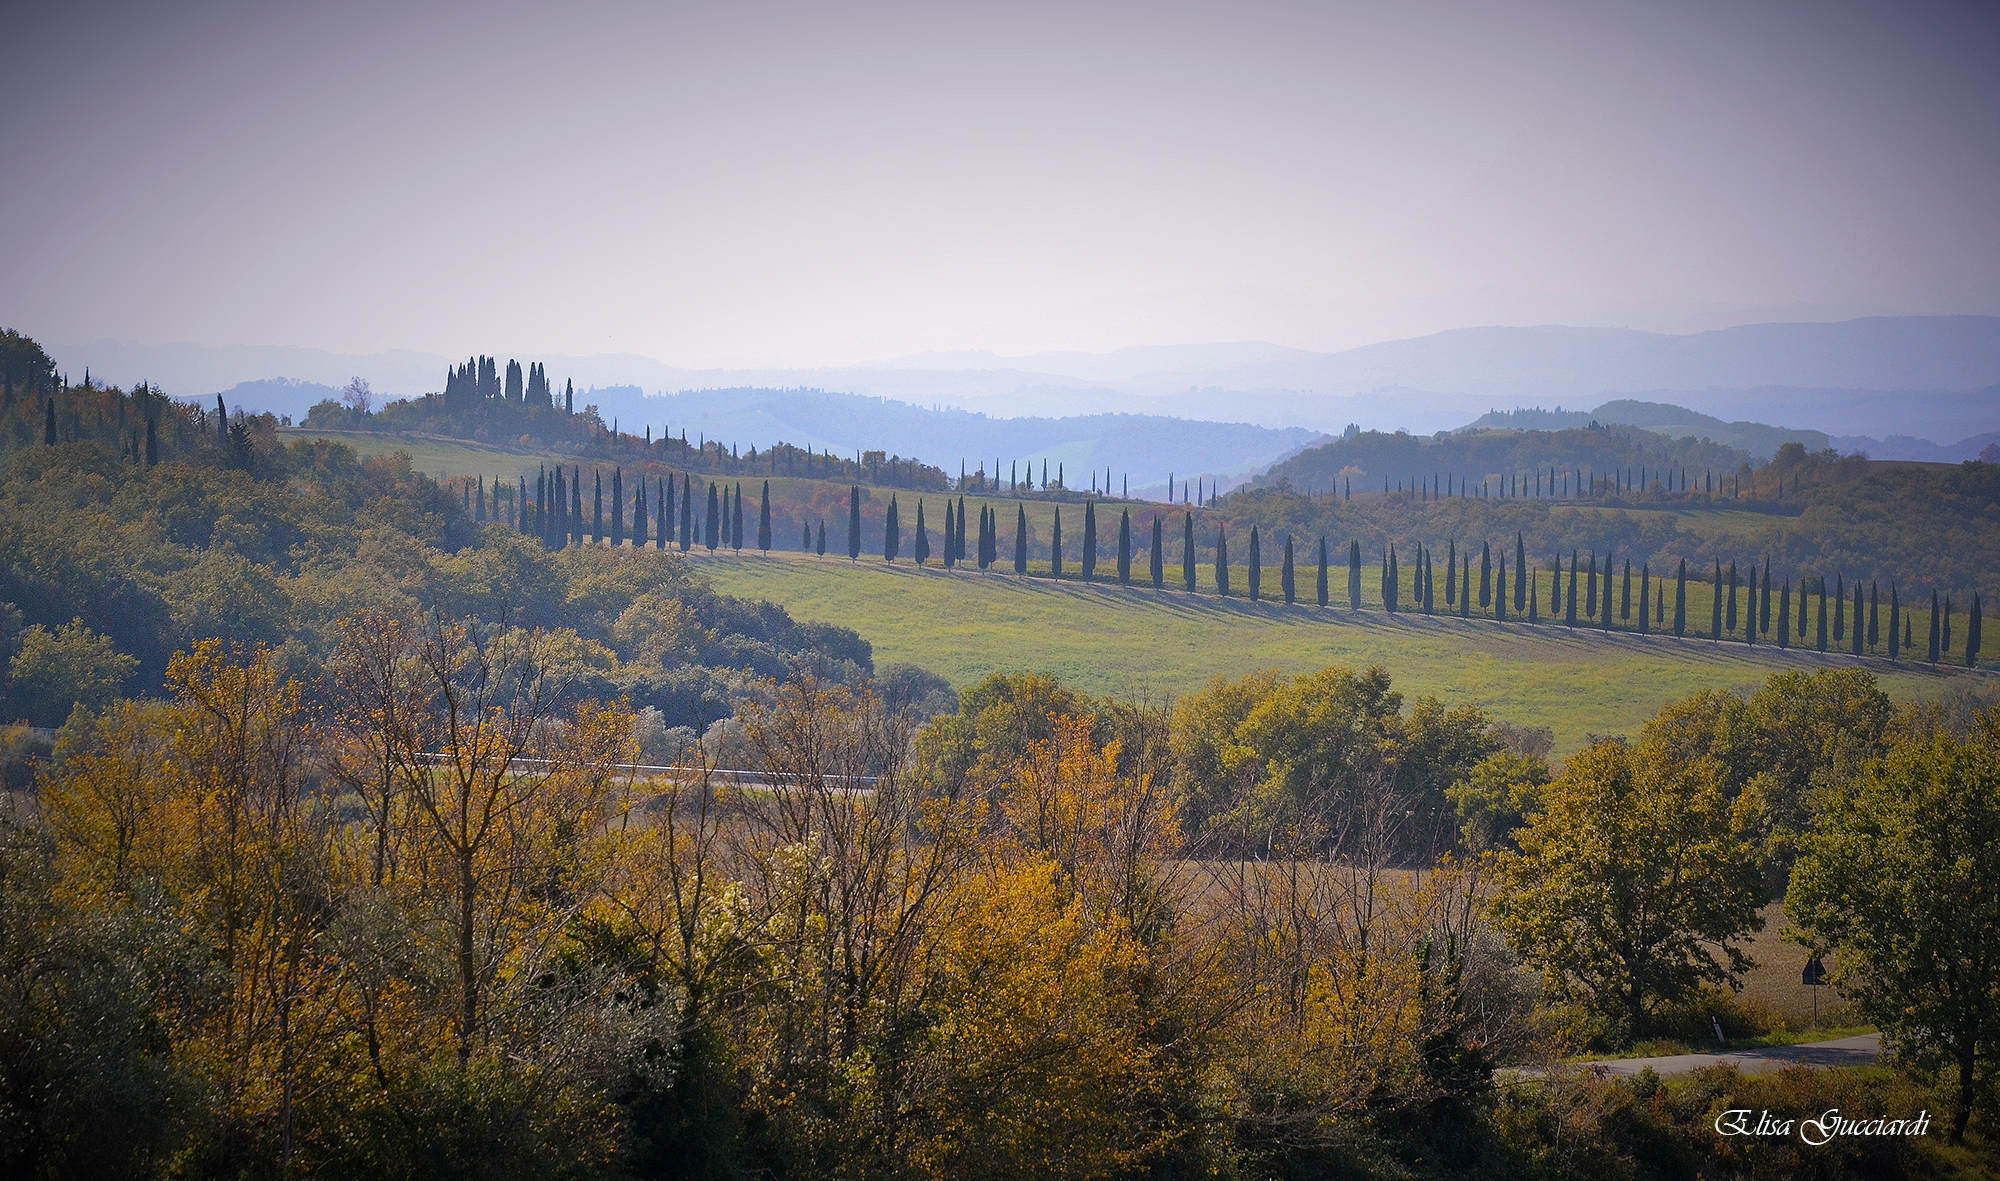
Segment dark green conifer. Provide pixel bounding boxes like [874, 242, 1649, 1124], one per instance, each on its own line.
[1514, 532, 1527, 610]
[632, 473, 645, 547]
[1527, 562, 1537, 623]
[1868, 582, 1879, 650]
[1249, 528, 1262, 602]
[1566, 551, 1579, 627]
[1479, 541, 1492, 607]
[1348, 540, 1362, 609]
[1051, 507, 1064, 577]
[914, 500, 929, 564]
[1494, 556, 1505, 621]
[1282, 535, 1295, 604]
[593, 470, 605, 544]
[1760, 559, 1773, 632]
[706, 482, 720, 551]
[1015, 506, 1029, 574]
[849, 486, 862, 560]
[1082, 501, 1097, 580]
[732, 483, 744, 550]
[1151, 516, 1165, 589]
[1638, 565, 1651, 634]
[1316, 537, 1329, 607]
[1816, 580, 1828, 651]
[1445, 537, 1457, 604]
[942, 501, 956, 568]
[758, 480, 772, 550]
[1888, 584, 1901, 659]
[1423, 549, 1435, 614]
[1834, 574, 1845, 640]
[817, 519, 827, 556]
[885, 496, 901, 561]
[1118, 509, 1132, 585]
[1215, 529, 1229, 596]
[571, 469, 583, 546]
[1183, 513, 1196, 592]
[1460, 556, 1472, 618]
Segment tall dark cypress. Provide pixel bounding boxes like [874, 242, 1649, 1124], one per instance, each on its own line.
[1675, 559, 1687, 636]
[758, 480, 772, 551]
[1118, 510, 1132, 585]
[216, 393, 228, 446]
[1493, 556, 1505, 621]
[1248, 528, 1262, 602]
[1638, 565, 1651, 634]
[1514, 532, 1527, 610]
[1868, 582, 1880, 651]
[1852, 583, 1865, 655]
[1527, 562, 1537, 623]
[614, 468, 627, 545]
[1214, 529, 1229, 597]
[1834, 574, 1846, 641]
[632, 472, 645, 548]
[732, 483, 744, 550]
[680, 475, 693, 552]
[1929, 589, 1941, 664]
[884, 496, 901, 562]
[1423, 548, 1435, 614]
[1479, 541, 1492, 608]
[571, 469, 584, 546]
[1549, 552, 1561, 615]
[1460, 556, 1472, 618]
[657, 476, 670, 549]
[982, 506, 996, 569]
[1586, 552, 1599, 618]
[942, 501, 956, 568]
[1152, 516, 1165, 589]
[817, 519, 827, 556]
[848, 486, 862, 560]
[1183, 513, 1196, 592]
[1050, 507, 1064, 577]
[1281, 535, 1295, 604]
[914, 500, 929, 564]
[1566, 551, 1579, 627]
[705, 482, 720, 551]
[1015, 505, 1029, 574]
[1967, 593, 1982, 667]
[1760, 559, 1773, 633]
[1386, 543, 1399, 613]
[1082, 501, 1097, 580]
[593, 469, 604, 544]
[1709, 561, 1722, 638]
[1348, 540, 1362, 609]
[1621, 559, 1632, 620]
[1445, 538, 1457, 605]
[956, 497, 969, 562]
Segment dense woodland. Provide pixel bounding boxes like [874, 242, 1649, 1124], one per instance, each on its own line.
[5, 329, 2000, 1177]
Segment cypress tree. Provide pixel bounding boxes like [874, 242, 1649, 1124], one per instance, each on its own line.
[1349, 540, 1362, 609]
[1906, 615, 1913, 650]
[803, 521, 813, 550]
[1674, 559, 1687, 636]
[914, 500, 930, 564]
[680, 475, 693, 551]
[1528, 562, 1538, 623]
[1082, 501, 1097, 580]
[656, 476, 668, 548]
[1888, 584, 1901, 659]
[817, 519, 827, 556]
[1967, 593, 1982, 667]
[1494, 556, 1505, 621]
[1425, 549, 1436, 614]
[1183, 513, 1196, 592]
[1316, 538, 1329, 607]
[1051, 507, 1064, 577]
[1816, 580, 1828, 651]
[1852, 583, 1865, 655]
[1726, 562, 1738, 633]
[1461, 556, 1472, 618]
[571, 469, 584, 546]
[1479, 541, 1492, 607]
[1868, 582, 1879, 651]
[1711, 560, 1723, 639]
[732, 483, 744, 550]
[848, 486, 862, 560]
[885, 496, 901, 561]
[1585, 552, 1598, 618]
[1249, 527, 1262, 602]
[1761, 559, 1773, 633]
[1118, 509, 1133, 585]
[216, 393, 228, 446]
[632, 472, 645, 548]
[1929, 589, 1941, 664]
[1445, 537, 1457, 605]
[1386, 543, 1399, 612]
[1567, 551, 1579, 627]
[1215, 529, 1229, 596]
[1514, 531, 1527, 610]
[706, 482, 720, 551]
[1639, 566, 1651, 634]
[1151, 515, 1165, 588]
[942, 501, 956, 568]
[591, 470, 604, 544]
[1944, 595, 1954, 653]
[983, 506, 996, 569]
[1015, 506, 1028, 574]
[614, 468, 628, 545]
[1834, 574, 1845, 641]
[1621, 559, 1632, 620]
[758, 480, 772, 550]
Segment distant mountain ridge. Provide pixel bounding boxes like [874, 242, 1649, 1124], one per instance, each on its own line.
[49, 314, 2000, 444]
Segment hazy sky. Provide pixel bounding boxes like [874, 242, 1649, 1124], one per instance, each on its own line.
[3, 0, 1996, 366]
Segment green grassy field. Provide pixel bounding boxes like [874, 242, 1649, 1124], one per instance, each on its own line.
[688, 549, 1962, 752]
[279, 428, 557, 483]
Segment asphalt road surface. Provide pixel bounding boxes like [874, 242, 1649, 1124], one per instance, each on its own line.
[1571, 1033, 1882, 1078]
